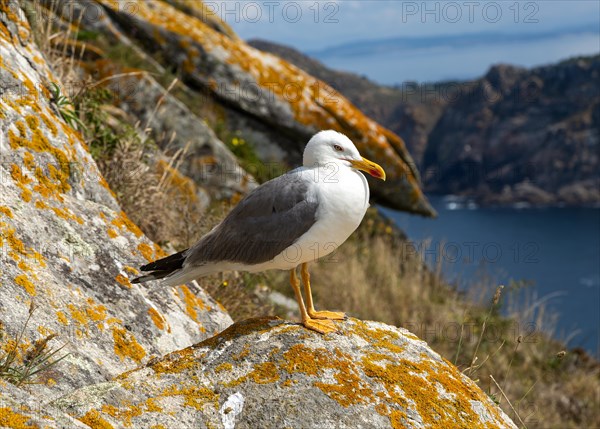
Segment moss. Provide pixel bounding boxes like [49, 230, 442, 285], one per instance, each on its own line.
[112, 326, 146, 364]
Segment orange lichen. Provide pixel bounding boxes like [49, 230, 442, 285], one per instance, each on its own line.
[247, 361, 279, 384]
[123, 266, 139, 275]
[0, 408, 37, 429]
[78, 409, 115, 429]
[50, 206, 84, 224]
[106, 228, 118, 238]
[361, 355, 496, 428]
[96, 0, 427, 213]
[178, 285, 208, 323]
[150, 347, 199, 375]
[351, 320, 405, 353]
[101, 402, 143, 427]
[115, 274, 132, 288]
[156, 159, 198, 204]
[160, 385, 219, 411]
[214, 362, 233, 373]
[14, 274, 36, 295]
[137, 243, 154, 262]
[17, 260, 32, 273]
[8, 116, 72, 199]
[148, 307, 166, 330]
[67, 303, 89, 326]
[2, 225, 23, 256]
[112, 326, 146, 363]
[56, 311, 69, 325]
[86, 298, 107, 322]
[10, 163, 33, 202]
[313, 348, 374, 407]
[112, 211, 144, 238]
[0, 206, 13, 218]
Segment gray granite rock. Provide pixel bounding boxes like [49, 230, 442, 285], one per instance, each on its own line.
[54, 318, 517, 429]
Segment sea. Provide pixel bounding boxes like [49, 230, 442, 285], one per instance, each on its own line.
[381, 196, 600, 357]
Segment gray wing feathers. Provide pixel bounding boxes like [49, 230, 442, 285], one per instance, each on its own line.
[186, 174, 318, 266]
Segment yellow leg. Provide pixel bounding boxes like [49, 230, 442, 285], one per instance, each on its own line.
[301, 262, 345, 320]
[290, 268, 336, 334]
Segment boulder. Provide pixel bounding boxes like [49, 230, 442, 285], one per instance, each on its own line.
[0, 0, 231, 405]
[68, 0, 434, 216]
[54, 318, 517, 429]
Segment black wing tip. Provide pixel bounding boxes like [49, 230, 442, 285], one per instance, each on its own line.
[139, 249, 188, 272]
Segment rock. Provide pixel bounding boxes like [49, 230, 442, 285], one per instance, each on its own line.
[93, 62, 256, 199]
[0, 381, 89, 428]
[76, 0, 434, 216]
[53, 318, 516, 428]
[0, 0, 231, 406]
[423, 58, 600, 206]
[248, 39, 448, 168]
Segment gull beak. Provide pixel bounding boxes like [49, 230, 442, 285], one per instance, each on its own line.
[349, 157, 386, 181]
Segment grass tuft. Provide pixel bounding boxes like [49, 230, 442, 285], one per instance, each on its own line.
[0, 302, 69, 387]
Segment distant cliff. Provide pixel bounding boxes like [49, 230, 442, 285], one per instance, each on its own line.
[250, 40, 600, 207]
[423, 58, 600, 206]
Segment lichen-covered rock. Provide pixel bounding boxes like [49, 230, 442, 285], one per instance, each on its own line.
[0, 0, 231, 405]
[0, 381, 89, 428]
[54, 318, 517, 429]
[95, 64, 256, 199]
[74, 0, 434, 216]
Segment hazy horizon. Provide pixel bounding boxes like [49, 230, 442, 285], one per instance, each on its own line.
[223, 0, 600, 84]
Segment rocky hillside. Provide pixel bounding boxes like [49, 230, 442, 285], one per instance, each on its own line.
[250, 41, 600, 207]
[0, 1, 519, 428]
[54, 0, 434, 216]
[423, 58, 600, 206]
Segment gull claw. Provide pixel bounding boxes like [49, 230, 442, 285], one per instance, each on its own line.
[303, 318, 337, 334]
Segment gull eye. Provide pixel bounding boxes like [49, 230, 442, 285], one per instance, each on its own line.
[333, 144, 343, 152]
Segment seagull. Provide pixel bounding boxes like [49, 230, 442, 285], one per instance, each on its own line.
[132, 130, 386, 334]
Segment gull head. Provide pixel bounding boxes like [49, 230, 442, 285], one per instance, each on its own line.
[303, 130, 386, 180]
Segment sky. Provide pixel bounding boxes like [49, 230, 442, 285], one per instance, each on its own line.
[211, 0, 600, 83]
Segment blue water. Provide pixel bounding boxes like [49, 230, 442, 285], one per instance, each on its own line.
[381, 196, 600, 356]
